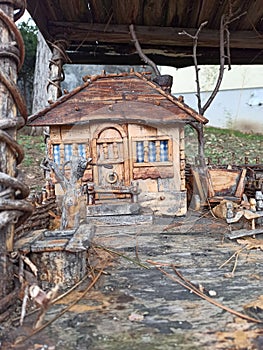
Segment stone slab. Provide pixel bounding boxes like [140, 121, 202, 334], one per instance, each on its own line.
[66, 224, 96, 252]
[86, 213, 153, 226]
[86, 202, 141, 216]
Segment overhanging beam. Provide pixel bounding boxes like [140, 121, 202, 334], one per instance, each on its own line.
[49, 22, 263, 50]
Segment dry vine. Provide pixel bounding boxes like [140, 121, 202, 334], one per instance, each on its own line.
[129, 23, 160, 76]
[0, 0, 34, 310]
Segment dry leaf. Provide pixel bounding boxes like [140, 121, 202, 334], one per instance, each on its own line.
[198, 284, 204, 293]
[244, 295, 263, 310]
[243, 295, 263, 320]
[216, 318, 261, 350]
[224, 272, 234, 278]
[250, 274, 261, 280]
[233, 329, 250, 349]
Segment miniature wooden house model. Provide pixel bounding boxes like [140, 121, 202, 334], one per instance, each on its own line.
[28, 71, 208, 217]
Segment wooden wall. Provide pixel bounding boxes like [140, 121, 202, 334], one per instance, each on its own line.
[49, 121, 187, 216]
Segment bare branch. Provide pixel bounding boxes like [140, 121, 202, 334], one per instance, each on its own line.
[201, 10, 247, 113]
[20, 285, 29, 326]
[179, 21, 208, 114]
[129, 24, 160, 76]
[226, 11, 247, 25]
[201, 15, 226, 114]
[225, 27, 231, 70]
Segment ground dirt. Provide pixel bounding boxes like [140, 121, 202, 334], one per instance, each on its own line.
[1, 214, 263, 349]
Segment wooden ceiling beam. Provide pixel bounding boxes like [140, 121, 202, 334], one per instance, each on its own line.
[66, 45, 263, 67]
[48, 22, 263, 50]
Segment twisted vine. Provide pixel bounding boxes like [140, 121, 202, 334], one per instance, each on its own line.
[0, 0, 33, 237]
[47, 39, 70, 99]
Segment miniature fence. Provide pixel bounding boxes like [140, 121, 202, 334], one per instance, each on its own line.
[15, 182, 57, 239]
[192, 154, 262, 167]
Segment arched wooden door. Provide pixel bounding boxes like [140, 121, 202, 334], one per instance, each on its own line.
[92, 126, 129, 199]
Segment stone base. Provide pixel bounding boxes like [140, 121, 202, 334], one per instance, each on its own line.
[87, 202, 141, 216]
[86, 213, 153, 226]
[30, 248, 86, 291]
[86, 201, 153, 226]
[139, 191, 187, 216]
[27, 224, 95, 290]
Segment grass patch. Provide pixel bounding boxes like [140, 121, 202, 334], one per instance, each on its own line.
[204, 126, 262, 141]
[17, 134, 45, 167]
[185, 125, 263, 165]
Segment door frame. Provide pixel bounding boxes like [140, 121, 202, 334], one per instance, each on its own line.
[92, 124, 130, 187]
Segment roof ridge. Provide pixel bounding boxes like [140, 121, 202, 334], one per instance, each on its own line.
[134, 71, 208, 124]
[82, 70, 152, 83]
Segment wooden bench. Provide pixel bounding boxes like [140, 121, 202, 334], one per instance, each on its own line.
[83, 182, 141, 204]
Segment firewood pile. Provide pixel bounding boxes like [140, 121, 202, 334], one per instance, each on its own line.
[244, 164, 263, 198]
[15, 182, 57, 239]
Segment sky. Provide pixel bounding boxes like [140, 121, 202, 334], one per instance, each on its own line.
[17, 9, 34, 25]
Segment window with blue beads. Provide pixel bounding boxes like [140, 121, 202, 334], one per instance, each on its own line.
[160, 140, 169, 161]
[53, 144, 60, 165]
[53, 143, 87, 165]
[148, 141, 157, 162]
[64, 144, 73, 162]
[136, 141, 144, 163]
[134, 137, 171, 164]
[78, 143, 86, 158]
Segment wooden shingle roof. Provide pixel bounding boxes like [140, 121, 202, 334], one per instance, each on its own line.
[28, 71, 208, 127]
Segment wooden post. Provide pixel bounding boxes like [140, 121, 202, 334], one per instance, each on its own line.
[179, 126, 186, 191]
[0, 1, 32, 302]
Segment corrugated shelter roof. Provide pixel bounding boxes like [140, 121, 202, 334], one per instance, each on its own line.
[28, 71, 208, 127]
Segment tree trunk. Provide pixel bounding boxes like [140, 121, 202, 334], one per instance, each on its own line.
[45, 157, 88, 230]
[61, 187, 81, 229]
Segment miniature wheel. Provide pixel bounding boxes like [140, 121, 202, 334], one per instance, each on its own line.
[106, 171, 118, 184]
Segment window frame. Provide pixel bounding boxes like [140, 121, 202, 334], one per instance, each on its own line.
[51, 141, 88, 166]
[132, 135, 173, 167]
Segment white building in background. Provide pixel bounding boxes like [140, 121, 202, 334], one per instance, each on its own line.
[160, 65, 263, 133]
